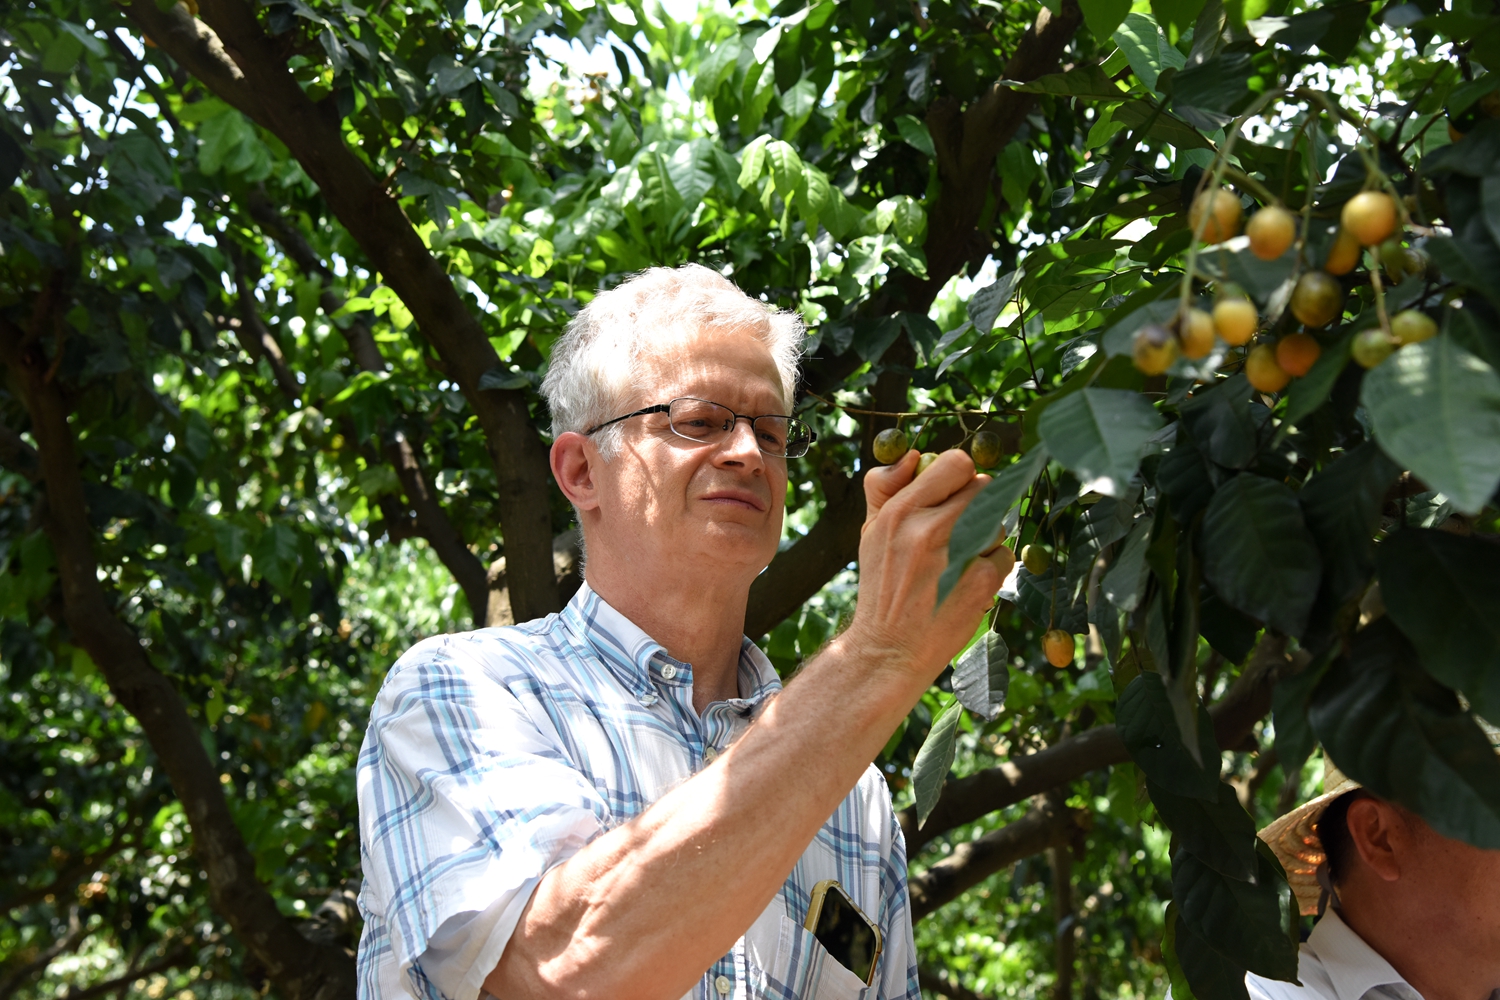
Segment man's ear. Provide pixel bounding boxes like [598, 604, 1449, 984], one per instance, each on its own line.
[551, 431, 602, 511]
[1346, 797, 1406, 883]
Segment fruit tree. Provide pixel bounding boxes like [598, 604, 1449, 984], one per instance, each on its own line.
[2, 0, 1497, 998]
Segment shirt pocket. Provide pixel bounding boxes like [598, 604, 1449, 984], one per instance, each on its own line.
[759, 913, 869, 1000]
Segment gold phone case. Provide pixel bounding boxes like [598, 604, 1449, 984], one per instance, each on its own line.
[804, 878, 884, 987]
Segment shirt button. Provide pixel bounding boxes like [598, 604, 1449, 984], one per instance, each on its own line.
[660, 663, 677, 680]
[715, 975, 731, 995]
[703, 746, 718, 764]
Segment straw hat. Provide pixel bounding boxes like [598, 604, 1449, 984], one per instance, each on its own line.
[1260, 726, 1500, 917]
[1257, 757, 1361, 917]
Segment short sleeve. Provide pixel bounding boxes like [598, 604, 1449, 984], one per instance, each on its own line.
[356, 634, 610, 1000]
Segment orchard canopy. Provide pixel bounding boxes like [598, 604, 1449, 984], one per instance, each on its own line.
[2, 0, 1498, 997]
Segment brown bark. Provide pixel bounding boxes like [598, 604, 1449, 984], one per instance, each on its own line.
[900, 648, 1281, 853]
[1050, 792, 1076, 1000]
[0, 321, 355, 1000]
[908, 798, 1065, 921]
[124, 0, 560, 621]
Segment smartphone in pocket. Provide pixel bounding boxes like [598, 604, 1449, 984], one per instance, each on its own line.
[804, 879, 883, 987]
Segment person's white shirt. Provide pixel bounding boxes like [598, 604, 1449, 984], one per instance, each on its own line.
[1246, 908, 1500, 1000]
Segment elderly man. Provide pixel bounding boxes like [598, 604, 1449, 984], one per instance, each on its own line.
[1252, 748, 1500, 1000]
[355, 264, 1006, 1000]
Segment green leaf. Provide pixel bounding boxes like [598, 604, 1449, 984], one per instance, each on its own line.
[1100, 298, 1179, 357]
[1081, 0, 1132, 43]
[1271, 656, 1330, 783]
[1425, 235, 1500, 307]
[1298, 443, 1401, 607]
[736, 134, 770, 187]
[953, 630, 1010, 721]
[205, 691, 226, 726]
[252, 523, 300, 592]
[41, 27, 84, 73]
[913, 697, 964, 828]
[1102, 519, 1152, 612]
[1016, 565, 1089, 633]
[937, 445, 1049, 605]
[1362, 335, 1500, 515]
[1171, 52, 1252, 112]
[1180, 375, 1263, 470]
[1007, 65, 1127, 101]
[1172, 846, 1299, 981]
[1158, 424, 1219, 523]
[1201, 475, 1322, 637]
[1038, 388, 1163, 498]
[1197, 586, 1260, 663]
[1117, 672, 1221, 801]
[1378, 529, 1500, 722]
[967, 269, 1022, 334]
[1169, 896, 1251, 1000]
[1311, 617, 1500, 849]
[895, 114, 935, 157]
[1148, 779, 1258, 880]
[1114, 13, 1186, 92]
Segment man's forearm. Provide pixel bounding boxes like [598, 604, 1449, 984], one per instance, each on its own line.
[486, 631, 926, 1000]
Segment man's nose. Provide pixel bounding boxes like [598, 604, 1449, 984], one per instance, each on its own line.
[716, 417, 764, 465]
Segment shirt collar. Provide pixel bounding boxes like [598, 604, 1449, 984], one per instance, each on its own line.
[560, 581, 782, 707]
[1307, 909, 1412, 1000]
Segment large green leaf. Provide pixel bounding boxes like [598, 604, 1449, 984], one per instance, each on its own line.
[937, 445, 1050, 605]
[1271, 654, 1330, 783]
[1147, 779, 1258, 880]
[1282, 331, 1352, 426]
[1378, 529, 1500, 723]
[1081, 0, 1133, 43]
[912, 697, 964, 828]
[1167, 904, 1249, 1000]
[953, 630, 1010, 722]
[1298, 443, 1402, 607]
[1016, 565, 1090, 634]
[1101, 518, 1152, 612]
[1172, 847, 1299, 981]
[1179, 375, 1262, 470]
[1311, 617, 1500, 849]
[1114, 12, 1186, 91]
[1201, 474, 1322, 636]
[1038, 388, 1163, 498]
[1362, 336, 1500, 515]
[1116, 672, 1221, 801]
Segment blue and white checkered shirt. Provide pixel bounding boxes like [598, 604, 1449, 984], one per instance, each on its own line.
[356, 581, 920, 1000]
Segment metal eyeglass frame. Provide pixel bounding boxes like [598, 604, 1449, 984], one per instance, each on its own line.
[584, 396, 817, 459]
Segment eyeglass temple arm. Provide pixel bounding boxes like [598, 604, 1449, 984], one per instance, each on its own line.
[584, 404, 671, 436]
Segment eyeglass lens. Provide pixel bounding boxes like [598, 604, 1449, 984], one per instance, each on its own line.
[667, 398, 812, 458]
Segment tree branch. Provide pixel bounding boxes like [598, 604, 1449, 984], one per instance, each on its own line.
[901, 638, 1284, 854]
[0, 320, 354, 1000]
[125, 0, 560, 621]
[0, 418, 40, 482]
[909, 798, 1066, 922]
[384, 430, 491, 622]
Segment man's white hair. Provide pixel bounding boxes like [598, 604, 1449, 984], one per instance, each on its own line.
[542, 264, 805, 458]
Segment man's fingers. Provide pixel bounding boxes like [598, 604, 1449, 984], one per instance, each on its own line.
[863, 449, 919, 522]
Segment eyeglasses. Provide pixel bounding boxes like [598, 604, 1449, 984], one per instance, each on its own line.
[585, 397, 817, 459]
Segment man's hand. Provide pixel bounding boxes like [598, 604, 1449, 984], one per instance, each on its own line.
[846, 447, 1004, 689]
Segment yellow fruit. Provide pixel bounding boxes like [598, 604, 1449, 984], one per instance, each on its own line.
[1352, 328, 1395, 369]
[1275, 333, 1322, 377]
[1245, 344, 1291, 393]
[1341, 191, 1399, 247]
[1390, 310, 1437, 346]
[1133, 323, 1178, 375]
[1290, 271, 1345, 328]
[1042, 629, 1075, 668]
[970, 430, 1003, 468]
[1213, 298, 1258, 347]
[1190, 189, 1243, 244]
[1180, 308, 1216, 359]
[1022, 544, 1051, 576]
[873, 428, 910, 465]
[1324, 227, 1362, 276]
[915, 452, 939, 476]
[1246, 206, 1297, 261]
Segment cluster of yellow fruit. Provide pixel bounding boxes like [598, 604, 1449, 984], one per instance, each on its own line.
[1132, 188, 1438, 391]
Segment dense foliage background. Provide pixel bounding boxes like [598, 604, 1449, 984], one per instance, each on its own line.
[3, 0, 1498, 998]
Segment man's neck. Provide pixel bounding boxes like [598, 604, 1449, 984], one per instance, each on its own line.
[583, 560, 754, 713]
[1341, 894, 1500, 1000]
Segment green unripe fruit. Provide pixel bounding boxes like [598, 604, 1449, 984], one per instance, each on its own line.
[1352, 328, 1396, 369]
[1022, 544, 1051, 575]
[873, 428, 910, 465]
[971, 430, 1003, 468]
[915, 452, 939, 476]
[1390, 309, 1437, 346]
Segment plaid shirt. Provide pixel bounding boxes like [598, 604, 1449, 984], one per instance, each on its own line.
[356, 582, 920, 1000]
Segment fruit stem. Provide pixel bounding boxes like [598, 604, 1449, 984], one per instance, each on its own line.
[1220, 166, 1280, 208]
[802, 389, 998, 419]
[1179, 89, 1287, 332]
[1367, 248, 1392, 335]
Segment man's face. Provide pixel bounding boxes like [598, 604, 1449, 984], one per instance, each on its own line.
[1407, 811, 1500, 952]
[586, 323, 788, 583]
